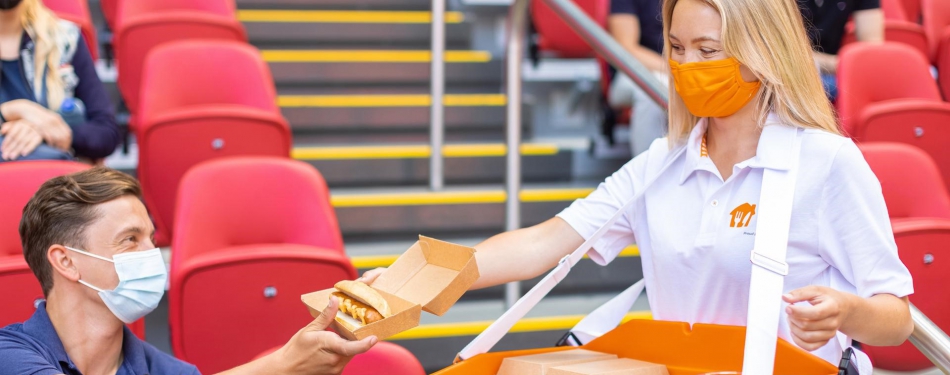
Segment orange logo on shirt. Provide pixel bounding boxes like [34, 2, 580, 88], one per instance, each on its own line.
[730, 203, 756, 228]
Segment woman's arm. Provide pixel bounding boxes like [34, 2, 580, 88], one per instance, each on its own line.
[783, 287, 912, 350]
[69, 37, 120, 159]
[470, 217, 584, 290]
[359, 218, 584, 290]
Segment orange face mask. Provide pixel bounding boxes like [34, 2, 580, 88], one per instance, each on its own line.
[669, 57, 761, 118]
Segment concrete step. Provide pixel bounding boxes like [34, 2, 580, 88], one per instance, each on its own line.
[278, 93, 509, 134]
[262, 49, 499, 87]
[236, 0, 433, 10]
[330, 184, 595, 239]
[238, 10, 470, 48]
[295, 143, 573, 187]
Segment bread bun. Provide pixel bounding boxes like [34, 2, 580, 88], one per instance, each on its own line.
[334, 280, 393, 318]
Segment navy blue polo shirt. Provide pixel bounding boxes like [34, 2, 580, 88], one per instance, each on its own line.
[0, 301, 199, 375]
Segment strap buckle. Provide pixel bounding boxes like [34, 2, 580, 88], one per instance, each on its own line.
[750, 249, 789, 276]
[555, 331, 582, 347]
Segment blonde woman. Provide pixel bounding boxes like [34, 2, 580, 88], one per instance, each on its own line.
[0, 0, 118, 161]
[362, 0, 914, 371]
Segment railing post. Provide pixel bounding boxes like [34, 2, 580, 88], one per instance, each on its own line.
[429, 0, 446, 191]
[503, 0, 529, 309]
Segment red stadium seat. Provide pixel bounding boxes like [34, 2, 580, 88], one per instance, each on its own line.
[169, 157, 356, 374]
[882, 0, 909, 20]
[101, 0, 118, 30]
[43, 0, 99, 60]
[938, 29, 950, 99]
[841, 20, 929, 61]
[0, 161, 146, 338]
[0, 161, 88, 328]
[853, 101, 950, 189]
[900, 0, 922, 22]
[136, 40, 289, 247]
[859, 143, 950, 219]
[864, 218, 950, 371]
[530, 0, 609, 58]
[252, 342, 425, 375]
[113, 0, 246, 115]
[836, 42, 942, 135]
[922, 0, 950, 62]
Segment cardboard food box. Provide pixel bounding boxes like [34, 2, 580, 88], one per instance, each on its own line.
[548, 358, 670, 375]
[496, 349, 619, 375]
[301, 236, 479, 340]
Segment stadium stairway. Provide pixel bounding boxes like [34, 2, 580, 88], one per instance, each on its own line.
[113, 0, 645, 372]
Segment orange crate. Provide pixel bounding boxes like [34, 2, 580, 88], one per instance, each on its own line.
[434, 319, 837, 375]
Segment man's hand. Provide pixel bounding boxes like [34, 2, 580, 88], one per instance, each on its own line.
[1, 99, 72, 151]
[274, 296, 377, 374]
[1, 120, 43, 160]
[783, 286, 853, 351]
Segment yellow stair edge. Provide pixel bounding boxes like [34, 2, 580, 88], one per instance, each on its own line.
[352, 245, 640, 269]
[388, 310, 652, 340]
[237, 10, 465, 24]
[279, 93, 505, 108]
[330, 187, 595, 207]
[293, 143, 557, 160]
[262, 50, 492, 63]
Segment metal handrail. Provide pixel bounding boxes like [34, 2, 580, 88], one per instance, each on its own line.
[430, 0, 446, 191]
[501, 0, 950, 369]
[911, 304, 950, 373]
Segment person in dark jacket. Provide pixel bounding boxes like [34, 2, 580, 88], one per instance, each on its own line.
[0, 0, 119, 162]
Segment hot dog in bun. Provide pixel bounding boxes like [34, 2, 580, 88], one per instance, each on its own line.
[332, 280, 393, 330]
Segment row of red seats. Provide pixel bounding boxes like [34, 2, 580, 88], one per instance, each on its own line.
[0, 157, 425, 375]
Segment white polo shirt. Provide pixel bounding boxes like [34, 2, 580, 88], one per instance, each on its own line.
[558, 114, 914, 366]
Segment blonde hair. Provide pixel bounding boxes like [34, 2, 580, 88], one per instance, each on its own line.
[20, 0, 65, 109]
[662, 0, 841, 143]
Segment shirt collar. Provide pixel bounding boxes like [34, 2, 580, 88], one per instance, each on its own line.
[678, 113, 800, 184]
[22, 301, 150, 375]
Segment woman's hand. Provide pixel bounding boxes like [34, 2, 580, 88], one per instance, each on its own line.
[1, 99, 72, 151]
[783, 286, 853, 351]
[1, 120, 43, 160]
[357, 268, 387, 285]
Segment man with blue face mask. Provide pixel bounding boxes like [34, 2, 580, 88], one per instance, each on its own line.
[0, 167, 377, 375]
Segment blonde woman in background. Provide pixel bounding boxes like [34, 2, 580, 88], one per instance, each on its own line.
[0, 0, 119, 161]
[362, 0, 914, 372]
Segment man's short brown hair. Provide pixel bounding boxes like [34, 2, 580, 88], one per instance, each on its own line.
[20, 167, 142, 295]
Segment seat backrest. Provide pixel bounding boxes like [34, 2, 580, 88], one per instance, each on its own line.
[530, 0, 609, 58]
[136, 40, 288, 246]
[43, 0, 99, 60]
[836, 43, 941, 134]
[901, 0, 922, 22]
[172, 157, 343, 265]
[115, 0, 236, 26]
[113, 0, 246, 113]
[882, 0, 909, 20]
[0, 161, 89, 257]
[939, 30, 950, 100]
[858, 143, 950, 220]
[139, 40, 280, 120]
[101, 0, 118, 30]
[341, 342, 426, 375]
[922, 0, 950, 61]
[864, 218, 950, 371]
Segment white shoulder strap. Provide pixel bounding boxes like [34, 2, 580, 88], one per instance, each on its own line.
[742, 128, 802, 374]
[456, 145, 687, 361]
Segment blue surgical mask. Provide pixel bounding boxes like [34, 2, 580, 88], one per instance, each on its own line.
[66, 247, 167, 324]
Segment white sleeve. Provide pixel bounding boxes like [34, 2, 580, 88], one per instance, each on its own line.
[555, 145, 652, 266]
[818, 140, 914, 299]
